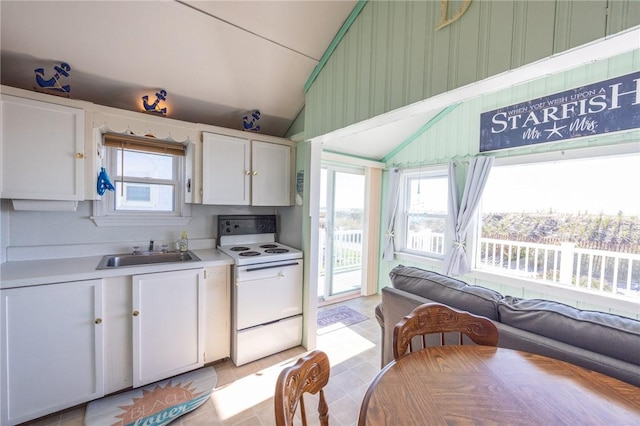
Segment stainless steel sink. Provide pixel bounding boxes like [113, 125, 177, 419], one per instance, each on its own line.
[96, 251, 201, 269]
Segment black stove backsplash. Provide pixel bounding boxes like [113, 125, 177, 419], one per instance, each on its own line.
[218, 215, 277, 236]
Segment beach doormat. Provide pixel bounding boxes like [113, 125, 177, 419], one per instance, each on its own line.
[85, 366, 217, 426]
[317, 305, 368, 335]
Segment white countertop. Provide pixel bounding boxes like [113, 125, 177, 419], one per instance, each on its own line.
[0, 249, 234, 289]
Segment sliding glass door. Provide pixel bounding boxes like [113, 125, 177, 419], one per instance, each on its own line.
[318, 164, 365, 302]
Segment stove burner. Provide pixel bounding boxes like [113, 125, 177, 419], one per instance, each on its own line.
[259, 244, 279, 249]
[239, 251, 261, 257]
[230, 246, 250, 252]
[265, 248, 289, 254]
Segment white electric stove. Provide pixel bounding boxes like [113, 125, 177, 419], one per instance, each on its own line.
[217, 236, 302, 266]
[217, 215, 303, 366]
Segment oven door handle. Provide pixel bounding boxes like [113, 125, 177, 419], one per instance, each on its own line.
[244, 261, 299, 272]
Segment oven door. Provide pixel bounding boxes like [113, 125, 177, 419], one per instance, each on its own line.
[234, 258, 303, 330]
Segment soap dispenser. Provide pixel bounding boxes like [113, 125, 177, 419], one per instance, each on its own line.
[179, 231, 189, 252]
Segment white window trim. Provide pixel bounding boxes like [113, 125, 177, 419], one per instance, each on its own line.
[466, 142, 640, 313]
[91, 142, 192, 227]
[396, 166, 451, 261]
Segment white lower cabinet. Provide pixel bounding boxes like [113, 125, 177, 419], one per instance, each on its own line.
[0, 280, 104, 426]
[132, 269, 205, 387]
[103, 275, 133, 394]
[204, 266, 230, 362]
[1, 266, 227, 424]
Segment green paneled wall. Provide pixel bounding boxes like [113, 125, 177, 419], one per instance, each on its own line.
[377, 49, 640, 319]
[304, 0, 640, 140]
[384, 50, 640, 168]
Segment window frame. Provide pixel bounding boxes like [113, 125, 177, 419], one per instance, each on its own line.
[111, 147, 179, 212]
[91, 134, 191, 227]
[468, 142, 640, 311]
[396, 166, 451, 261]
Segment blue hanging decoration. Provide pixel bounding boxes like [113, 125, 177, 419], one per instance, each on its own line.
[34, 62, 71, 96]
[242, 109, 261, 132]
[97, 167, 115, 196]
[142, 89, 168, 115]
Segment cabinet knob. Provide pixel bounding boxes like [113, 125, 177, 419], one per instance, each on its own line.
[253, 171, 258, 176]
[95, 318, 102, 324]
[245, 170, 251, 175]
[133, 310, 140, 317]
[76, 153, 85, 159]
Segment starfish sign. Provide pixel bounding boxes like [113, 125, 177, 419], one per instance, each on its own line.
[544, 122, 567, 139]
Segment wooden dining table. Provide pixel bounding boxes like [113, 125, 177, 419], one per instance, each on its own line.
[358, 346, 640, 425]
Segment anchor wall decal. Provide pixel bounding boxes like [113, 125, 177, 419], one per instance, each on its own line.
[242, 109, 261, 132]
[142, 89, 168, 115]
[34, 62, 71, 94]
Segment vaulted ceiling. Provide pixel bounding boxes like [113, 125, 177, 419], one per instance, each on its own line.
[0, 0, 357, 137]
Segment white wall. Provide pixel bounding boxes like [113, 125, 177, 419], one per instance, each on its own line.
[0, 200, 9, 263]
[277, 204, 302, 249]
[3, 201, 300, 260]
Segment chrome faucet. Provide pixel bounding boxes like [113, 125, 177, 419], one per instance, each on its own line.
[148, 239, 154, 252]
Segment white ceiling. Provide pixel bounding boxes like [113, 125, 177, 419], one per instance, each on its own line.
[2, 2, 638, 163]
[0, 0, 357, 137]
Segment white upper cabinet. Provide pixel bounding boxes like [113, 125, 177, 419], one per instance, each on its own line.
[251, 141, 291, 206]
[0, 94, 85, 201]
[202, 132, 292, 206]
[202, 133, 251, 205]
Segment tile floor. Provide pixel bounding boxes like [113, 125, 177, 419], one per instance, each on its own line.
[22, 294, 382, 426]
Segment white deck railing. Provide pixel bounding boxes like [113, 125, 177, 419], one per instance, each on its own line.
[319, 230, 363, 273]
[320, 229, 640, 298]
[408, 231, 445, 255]
[477, 238, 640, 298]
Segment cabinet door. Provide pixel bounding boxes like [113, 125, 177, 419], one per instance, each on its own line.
[0, 95, 85, 200]
[204, 266, 230, 362]
[251, 141, 291, 206]
[132, 269, 204, 387]
[0, 280, 103, 425]
[102, 275, 133, 394]
[202, 133, 250, 205]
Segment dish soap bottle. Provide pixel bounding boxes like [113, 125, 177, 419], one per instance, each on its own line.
[179, 231, 189, 252]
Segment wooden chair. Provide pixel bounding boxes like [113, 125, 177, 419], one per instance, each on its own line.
[393, 302, 499, 360]
[274, 350, 331, 426]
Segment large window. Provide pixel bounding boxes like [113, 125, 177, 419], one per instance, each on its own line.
[476, 150, 640, 300]
[397, 168, 449, 258]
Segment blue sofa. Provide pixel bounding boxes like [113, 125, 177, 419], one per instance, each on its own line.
[376, 265, 640, 387]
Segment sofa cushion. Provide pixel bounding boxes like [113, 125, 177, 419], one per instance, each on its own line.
[389, 265, 502, 320]
[498, 296, 640, 365]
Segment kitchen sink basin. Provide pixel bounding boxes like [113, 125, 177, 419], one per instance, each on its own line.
[96, 251, 201, 269]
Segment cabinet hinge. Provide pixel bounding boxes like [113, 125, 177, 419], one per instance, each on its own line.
[204, 270, 207, 279]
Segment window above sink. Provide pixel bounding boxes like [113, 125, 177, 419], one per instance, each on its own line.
[91, 133, 193, 227]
